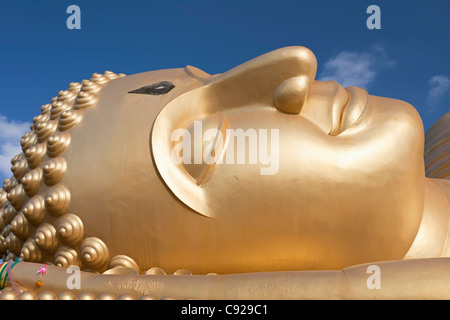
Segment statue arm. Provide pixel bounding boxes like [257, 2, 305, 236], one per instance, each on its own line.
[2, 259, 450, 300]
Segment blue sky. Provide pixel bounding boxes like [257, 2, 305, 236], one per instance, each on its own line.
[0, 0, 449, 183]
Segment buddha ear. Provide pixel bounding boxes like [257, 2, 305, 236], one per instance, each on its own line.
[153, 47, 318, 217]
[151, 85, 226, 218]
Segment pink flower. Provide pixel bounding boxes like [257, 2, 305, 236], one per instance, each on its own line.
[37, 264, 48, 275]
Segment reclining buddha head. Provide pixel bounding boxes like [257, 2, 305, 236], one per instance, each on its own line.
[1, 46, 431, 274]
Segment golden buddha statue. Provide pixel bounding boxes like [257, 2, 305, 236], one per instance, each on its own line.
[0, 46, 449, 300]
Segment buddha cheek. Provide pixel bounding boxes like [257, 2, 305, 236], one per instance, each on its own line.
[276, 103, 424, 264]
[290, 153, 422, 264]
[323, 102, 424, 259]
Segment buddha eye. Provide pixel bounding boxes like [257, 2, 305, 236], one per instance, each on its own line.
[128, 81, 175, 95]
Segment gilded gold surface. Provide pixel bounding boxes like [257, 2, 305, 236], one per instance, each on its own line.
[0, 46, 449, 299]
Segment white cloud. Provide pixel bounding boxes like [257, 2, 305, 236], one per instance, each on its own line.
[0, 115, 31, 183]
[318, 45, 395, 89]
[427, 75, 450, 103]
[319, 51, 376, 88]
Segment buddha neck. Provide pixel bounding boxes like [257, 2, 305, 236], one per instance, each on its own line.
[404, 178, 450, 259]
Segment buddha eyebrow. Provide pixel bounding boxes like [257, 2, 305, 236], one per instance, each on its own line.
[128, 81, 175, 95]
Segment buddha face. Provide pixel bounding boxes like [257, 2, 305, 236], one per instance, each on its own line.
[65, 46, 426, 272]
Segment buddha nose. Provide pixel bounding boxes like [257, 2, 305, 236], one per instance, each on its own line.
[273, 75, 311, 114]
[204, 46, 317, 111]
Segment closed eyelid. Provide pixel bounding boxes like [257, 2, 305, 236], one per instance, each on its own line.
[128, 81, 175, 95]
